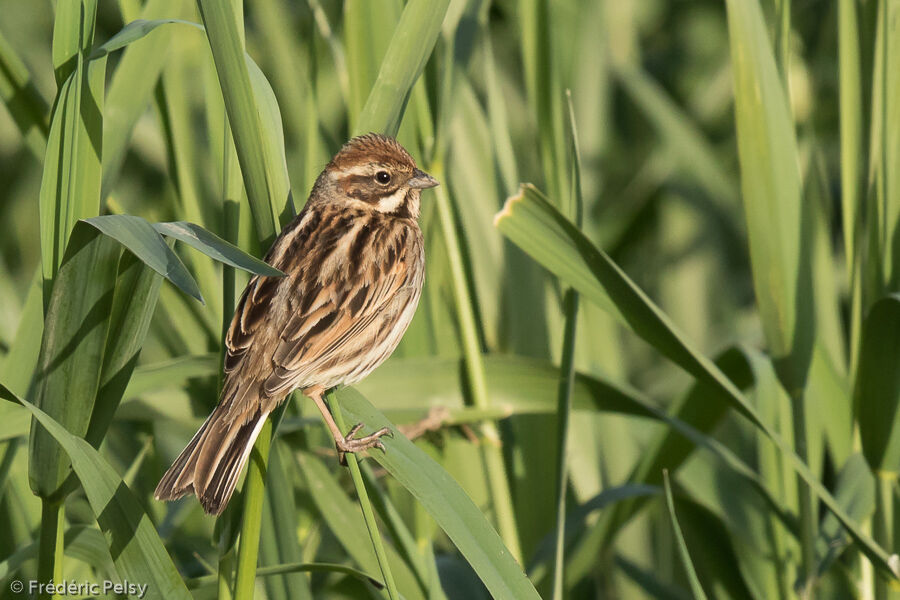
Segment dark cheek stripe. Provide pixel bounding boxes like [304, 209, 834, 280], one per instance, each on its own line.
[340, 175, 402, 203]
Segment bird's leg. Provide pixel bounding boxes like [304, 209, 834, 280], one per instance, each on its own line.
[306, 387, 392, 464]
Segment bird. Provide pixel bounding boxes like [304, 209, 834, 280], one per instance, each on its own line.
[154, 133, 438, 515]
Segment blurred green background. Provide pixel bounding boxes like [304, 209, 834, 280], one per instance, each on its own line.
[1, 0, 899, 598]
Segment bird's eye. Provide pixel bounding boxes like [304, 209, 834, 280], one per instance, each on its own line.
[375, 171, 391, 185]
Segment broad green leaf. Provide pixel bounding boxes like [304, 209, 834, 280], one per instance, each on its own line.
[868, 0, 900, 290]
[495, 184, 900, 579]
[344, 0, 402, 130]
[39, 53, 106, 305]
[519, 0, 568, 203]
[29, 223, 120, 498]
[854, 294, 900, 473]
[724, 0, 812, 392]
[354, 0, 449, 136]
[153, 221, 283, 276]
[83, 253, 164, 448]
[196, 0, 289, 243]
[3, 387, 193, 600]
[245, 55, 294, 225]
[838, 0, 863, 278]
[83, 215, 203, 303]
[663, 472, 709, 600]
[359, 355, 659, 421]
[52, 0, 98, 84]
[336, 387, 546, 600]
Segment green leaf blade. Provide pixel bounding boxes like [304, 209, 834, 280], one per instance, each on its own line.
[83, 215, 204, 303]
[336, 388, 541, 600]
[153, 221, 283, 277]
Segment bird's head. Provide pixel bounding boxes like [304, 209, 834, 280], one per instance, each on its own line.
[316, 133, 438, 219]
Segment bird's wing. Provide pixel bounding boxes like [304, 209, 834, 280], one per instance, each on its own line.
[221, 217, 419, 409]
[261, 249, 413, 396]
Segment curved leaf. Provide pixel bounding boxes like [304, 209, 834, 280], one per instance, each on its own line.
[196, 0, 289, 243]
[153, 221, 283, 277]
[354, 0, 449, 136]
[336, 386, 557, 600]
[495, 184, 899, 579]
[84, 215, 203, 303]
[29, 223, 120, 498]
[90, 18, 201, 59]
[3, 386, 192, 600]
[724, 0, 812, 391]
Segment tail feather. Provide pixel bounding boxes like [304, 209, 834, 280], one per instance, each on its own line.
[154, 403, 269, 515]
[196, 412, 268, 515]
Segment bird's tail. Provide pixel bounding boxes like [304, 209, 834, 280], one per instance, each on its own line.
[154, 402, 269, 515]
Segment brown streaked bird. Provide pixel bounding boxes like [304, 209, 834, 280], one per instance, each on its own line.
[154, 133, 437, 515]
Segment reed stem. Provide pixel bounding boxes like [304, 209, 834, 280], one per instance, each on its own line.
[327, 390, 400, 600]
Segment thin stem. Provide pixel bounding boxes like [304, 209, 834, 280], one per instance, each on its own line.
[217, 550, 235, 600]
[429, 160, 523, 562]
[37, 500, 64, 600]
[791, 392, 817, 600]
[216, 112, 241, 600]
[878, 0, 889, 288]
[326, 390, 400, 600]
[359, 462, 430, 592]
[233, 419, 272, 600]
[552, 92, 584, 600]
[873, 473, 895, 600]
[551, 289, 579, 600]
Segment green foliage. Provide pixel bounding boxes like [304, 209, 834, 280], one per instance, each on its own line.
[2, 0, 900, 598]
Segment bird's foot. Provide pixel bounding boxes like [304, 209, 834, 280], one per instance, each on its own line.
[336, 423, 392, 465]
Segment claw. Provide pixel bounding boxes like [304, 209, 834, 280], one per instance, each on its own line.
[334, 423, 392, 466]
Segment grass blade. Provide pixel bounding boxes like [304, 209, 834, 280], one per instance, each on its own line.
[495, 184, 900, 580]
[336, 387, 544, 600]
[39, 53, 106, 306]
[724, 0, 812, 392]
[294, 449, 425, 600]
[354, 0, 449, 136]
[28, 223, 120, 499]
[663, 471, 709, 600]
[4, 387, 193, 600]
[83, 215, 203, 303]
[153, 221, 283, 276]
[838, 0, 864, 281]
[327, 391, 401, 600]
[196, 0, 290, 243]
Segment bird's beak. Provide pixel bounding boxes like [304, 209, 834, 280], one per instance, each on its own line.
[408, 168, 439, 189]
